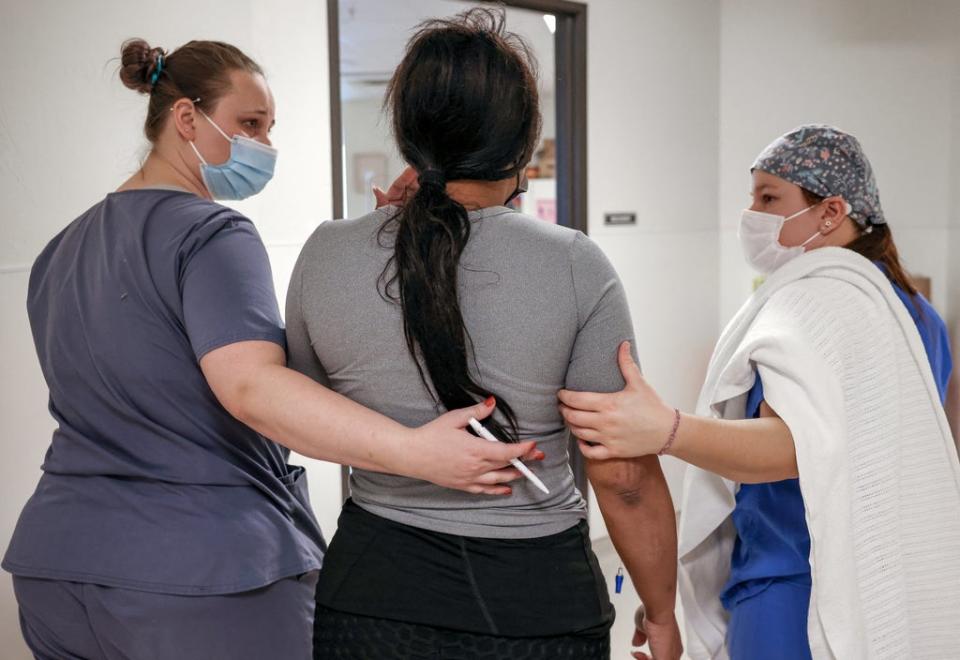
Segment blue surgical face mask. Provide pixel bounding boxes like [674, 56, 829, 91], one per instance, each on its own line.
[188, 110, 277, 200]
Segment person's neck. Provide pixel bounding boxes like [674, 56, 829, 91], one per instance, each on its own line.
[445, 179, 515, 211]
[117, 144, 210, 199]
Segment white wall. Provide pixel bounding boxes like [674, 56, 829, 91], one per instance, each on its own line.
[582, 0, 722, 536]
[718, 0, 960, 326]
[0, 2, 338, 656]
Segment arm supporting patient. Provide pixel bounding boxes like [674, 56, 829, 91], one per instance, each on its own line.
[669, 402, 798, 484]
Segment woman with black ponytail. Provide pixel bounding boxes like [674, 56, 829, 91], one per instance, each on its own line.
[287, 9, 681, 659]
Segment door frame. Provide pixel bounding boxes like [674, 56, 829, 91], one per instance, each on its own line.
[326, 0, 589, 501]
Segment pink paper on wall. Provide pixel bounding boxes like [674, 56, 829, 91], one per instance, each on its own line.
[537, 199, 557, 224]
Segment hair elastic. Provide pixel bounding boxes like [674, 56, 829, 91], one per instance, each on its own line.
[418, 169, 447, 188]
[149, 54, 165, 88]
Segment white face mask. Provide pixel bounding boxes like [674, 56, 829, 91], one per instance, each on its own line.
[738, 204, 824, 274]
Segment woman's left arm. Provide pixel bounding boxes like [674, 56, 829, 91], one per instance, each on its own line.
[560, 341, 798, 484]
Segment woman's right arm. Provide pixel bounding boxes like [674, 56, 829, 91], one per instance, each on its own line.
[587, 455, 682, 659]
[200, 342, 540, 495]
[561, 341, 798, 484]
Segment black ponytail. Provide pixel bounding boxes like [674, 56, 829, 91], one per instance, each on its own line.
[378, 8, 541, 442]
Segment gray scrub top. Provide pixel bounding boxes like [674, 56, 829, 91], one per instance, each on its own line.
[3, 189, 325, 595]
[286, 207, 636, 538]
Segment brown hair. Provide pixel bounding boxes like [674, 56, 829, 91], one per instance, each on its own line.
[119, 38, 263, 142]
[801, 188, 918, 298]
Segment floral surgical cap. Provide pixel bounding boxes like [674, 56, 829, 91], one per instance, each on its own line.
[752, 124, 885, 227]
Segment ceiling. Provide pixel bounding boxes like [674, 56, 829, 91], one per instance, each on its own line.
[338, 0, 556, 101]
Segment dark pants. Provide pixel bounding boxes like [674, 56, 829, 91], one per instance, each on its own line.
[13, 572, 318, 660]
[314, 605, 611, 660]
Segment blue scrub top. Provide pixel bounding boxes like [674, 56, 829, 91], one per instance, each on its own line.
[721, 273, 953, 610]
[3, 189, 325, 595]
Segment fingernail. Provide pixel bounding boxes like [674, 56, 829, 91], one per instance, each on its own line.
[484, 395, 495, 407]
[535, 451, 546, 460]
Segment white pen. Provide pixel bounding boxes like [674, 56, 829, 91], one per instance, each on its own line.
[468, 417, 550, 494]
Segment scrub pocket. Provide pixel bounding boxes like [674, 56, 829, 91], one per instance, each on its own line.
[282, 465, 327, 553]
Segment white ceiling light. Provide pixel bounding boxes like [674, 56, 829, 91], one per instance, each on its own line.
[543, 14, 556, 34]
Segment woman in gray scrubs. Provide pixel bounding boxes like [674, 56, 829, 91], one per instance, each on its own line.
[2, 38, 540, 660]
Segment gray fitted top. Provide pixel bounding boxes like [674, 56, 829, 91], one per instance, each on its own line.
[286, 206, 635, 539]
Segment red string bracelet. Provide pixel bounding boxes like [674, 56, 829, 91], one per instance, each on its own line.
[658, 408, 681, 456]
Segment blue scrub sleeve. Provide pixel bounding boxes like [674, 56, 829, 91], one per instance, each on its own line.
[180, 218, 286, 361]
[932, 319, 953, 402]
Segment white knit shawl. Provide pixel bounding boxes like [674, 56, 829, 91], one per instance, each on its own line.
[677, 247, 960, 659]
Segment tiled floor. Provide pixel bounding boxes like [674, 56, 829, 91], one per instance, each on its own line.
[593, 535, 690, 659]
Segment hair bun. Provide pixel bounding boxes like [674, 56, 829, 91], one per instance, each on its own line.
[120, 38, 166, 94]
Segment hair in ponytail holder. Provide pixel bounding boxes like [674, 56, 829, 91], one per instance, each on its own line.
[417, 169, 447, 189]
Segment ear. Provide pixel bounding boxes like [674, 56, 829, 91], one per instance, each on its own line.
[170, 97, 199, 141]
[819, 196, 850, 236]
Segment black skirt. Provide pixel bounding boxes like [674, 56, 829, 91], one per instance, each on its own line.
[315, 499, 614, 640]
